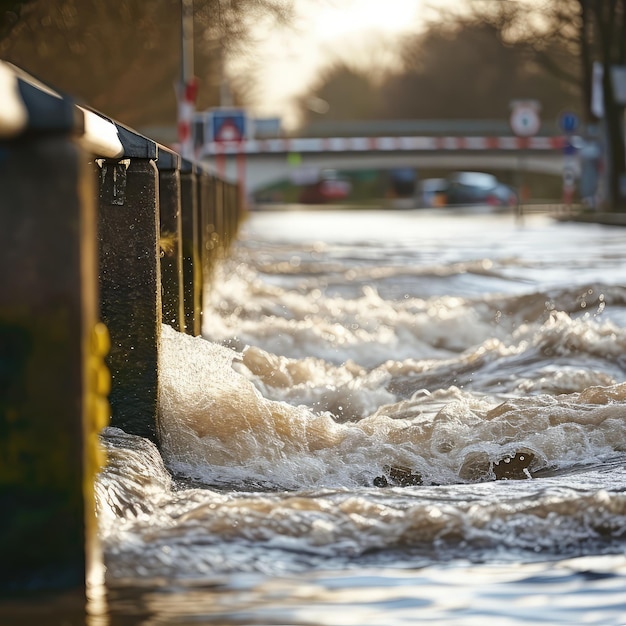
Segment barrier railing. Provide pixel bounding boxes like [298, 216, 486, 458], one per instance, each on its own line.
[0, 60, 243, 598]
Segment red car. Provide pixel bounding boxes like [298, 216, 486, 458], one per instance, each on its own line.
[299, 173, 352, 204]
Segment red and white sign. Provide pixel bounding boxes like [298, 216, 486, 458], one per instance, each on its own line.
[215, 120, 241, 142]
[210, 109, 248, 143]
[510, 100, 541, 137]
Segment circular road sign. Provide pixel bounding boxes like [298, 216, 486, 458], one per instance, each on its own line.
[558, 110, 579, 134]
[510, 104, 541, 137]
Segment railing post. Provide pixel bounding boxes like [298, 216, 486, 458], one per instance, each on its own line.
[225, 180, 240, 248]
[214, 177, 225, 257]
[199, 168, 218, 292]
[97, 128, 161, 444]
[0, 68, 107, 600]
[180, 159, 202, 336]
[157, 149, 185, 332]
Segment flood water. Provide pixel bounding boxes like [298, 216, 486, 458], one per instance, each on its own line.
[10, 207, 626, 624]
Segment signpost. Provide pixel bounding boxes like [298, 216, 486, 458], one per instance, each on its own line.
[558, 110, 580, 208]
[510, 100, 541, 217]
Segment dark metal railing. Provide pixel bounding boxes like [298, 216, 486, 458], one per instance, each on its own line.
[0, 60, 243, 597]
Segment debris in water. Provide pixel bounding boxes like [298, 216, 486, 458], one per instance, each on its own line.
[374, 451, 535, 487]
[373, 465, 422, 487]
[493, 451, 535, 480]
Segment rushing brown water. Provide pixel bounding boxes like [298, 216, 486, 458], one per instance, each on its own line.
[7, 207, 626, 625]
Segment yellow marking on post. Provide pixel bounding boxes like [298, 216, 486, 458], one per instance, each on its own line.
[91, 321, 111, 357]
[85, 322, 111, 475]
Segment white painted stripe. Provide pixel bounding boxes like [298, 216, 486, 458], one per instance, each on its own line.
[376, 137, 398, 150]
[291, 138, 325, 152]
[412, 136, 439, 150]
[441, 136, 461, 149]
[327, 137, 348, 151]
[529, 136, 554, 149]
[244, 139, 261, 154]
[78, 108, 124, 158]
[398, 137, 422, 150]
[498, 136, 521, 150]
[348, 137, 369, 151]
[265, 139, 286, 152]
[531, 137, 544, 149]
[464, 137, 488, 149]
[0, 61, 28, 137]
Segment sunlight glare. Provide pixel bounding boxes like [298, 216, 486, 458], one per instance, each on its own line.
[240, 0, 465, 127]
[304, 0, 424, 41]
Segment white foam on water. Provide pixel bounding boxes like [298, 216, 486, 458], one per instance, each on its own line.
[158, 321, 626, 490]
[97, 213, 626, 587]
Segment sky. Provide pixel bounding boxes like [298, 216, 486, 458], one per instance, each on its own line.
[240, 0, 464, 128]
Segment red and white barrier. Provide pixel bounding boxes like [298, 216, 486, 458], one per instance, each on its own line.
[202, 135, 566, 156]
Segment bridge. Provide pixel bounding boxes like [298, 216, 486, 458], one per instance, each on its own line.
[199, 134, 569, 195]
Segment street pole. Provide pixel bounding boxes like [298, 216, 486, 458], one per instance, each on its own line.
[181, 0, 194, 83]
[178, 0, 197, 160]
[219, 0, 233, 107]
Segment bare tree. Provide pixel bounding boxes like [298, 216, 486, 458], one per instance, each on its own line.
[296, 62, 384, 128]
[462, 0, 625, 209]
[380, 16, 579, 120]
[0, 0, 292, 128]
[583, 0, 626, 209]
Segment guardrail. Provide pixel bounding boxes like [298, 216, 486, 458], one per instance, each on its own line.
[0, 60, 243, 598]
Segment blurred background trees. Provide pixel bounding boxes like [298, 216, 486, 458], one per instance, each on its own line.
[298, 0, 625, 209]
[298, 3, 581, 126]
[382, 17, 578, 121]
[297, 63, 384, 123]
[0, 0, 291, 128]
[469, 0, 625, 209]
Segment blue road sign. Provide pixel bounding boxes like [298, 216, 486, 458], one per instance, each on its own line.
[211, 109, 247, 142]
[558, 111, 579, 134]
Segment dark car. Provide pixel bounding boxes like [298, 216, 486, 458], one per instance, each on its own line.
[445, 172, 517, 208]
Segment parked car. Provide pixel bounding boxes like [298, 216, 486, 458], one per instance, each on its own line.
[416, 172, 517, 209]
[445, 172, 517, 208]
[299, 171, 352, 204]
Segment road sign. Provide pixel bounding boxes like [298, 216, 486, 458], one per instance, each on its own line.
[558, 111, 579, 134]
[210, 108, 248, 142]
[510, 101, 541, 137]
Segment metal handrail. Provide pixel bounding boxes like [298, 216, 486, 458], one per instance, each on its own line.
[0, 60, 124, 158]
